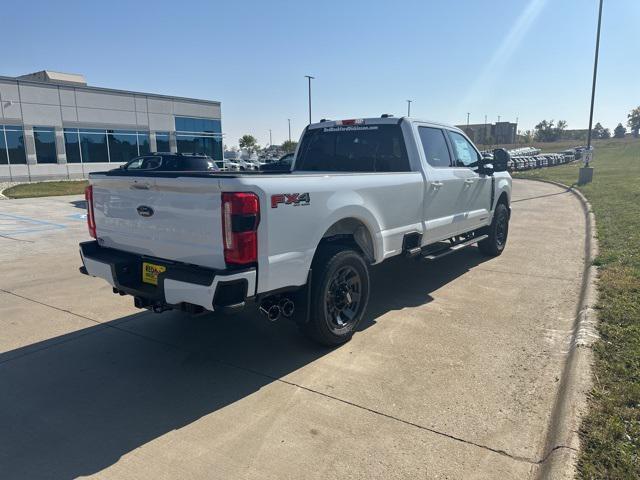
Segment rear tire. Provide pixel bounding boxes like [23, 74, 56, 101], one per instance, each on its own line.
[478, 203, 509, 257]
[303, 246, 370, 347]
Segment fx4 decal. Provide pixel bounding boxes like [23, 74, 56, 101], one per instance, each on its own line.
[271, 193, 311, 208]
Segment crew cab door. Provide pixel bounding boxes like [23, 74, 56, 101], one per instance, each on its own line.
[445, 130, 492, 231]
[416, 126, 469, 243]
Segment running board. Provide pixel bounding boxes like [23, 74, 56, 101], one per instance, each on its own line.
[422, 235, 488, 261]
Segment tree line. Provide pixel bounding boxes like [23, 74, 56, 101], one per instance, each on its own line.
[236, 134, 297, 154]
[529, 106, 640, 143]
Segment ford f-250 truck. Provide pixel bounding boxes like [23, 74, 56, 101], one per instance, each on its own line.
[79, 116, 511, 346]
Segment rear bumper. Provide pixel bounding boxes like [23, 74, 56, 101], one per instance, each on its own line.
[79, 241, 256, 312]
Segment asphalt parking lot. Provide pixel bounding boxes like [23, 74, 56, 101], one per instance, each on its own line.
[0, 180, 587, 479]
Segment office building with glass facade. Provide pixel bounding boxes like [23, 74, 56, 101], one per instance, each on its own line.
[0, 71, 222, 181]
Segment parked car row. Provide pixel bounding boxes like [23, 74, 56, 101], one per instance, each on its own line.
[489, 145, 582, 173]
[507, 153, 574, 171]
[562, 146, 587, 160]
[116, 152, 294, 174]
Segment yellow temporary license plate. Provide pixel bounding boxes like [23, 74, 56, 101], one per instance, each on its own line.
[142, 262, 166, 286]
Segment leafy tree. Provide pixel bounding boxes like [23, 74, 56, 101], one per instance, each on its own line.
[628, 106, 640, 136]
[239, 134, 259, 153]
[556, 120, 567, 136]
[614, 123, 626, 138]
[281, 140, 298, 153]
[592, 122, 611, 139]
[534, 119, 569, 142]
[534, 120, 551, 141]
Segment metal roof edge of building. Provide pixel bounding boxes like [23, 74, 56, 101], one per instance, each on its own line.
[0, 75, 221, 106]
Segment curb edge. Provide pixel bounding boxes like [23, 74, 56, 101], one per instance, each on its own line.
[519, 178, 599, 480]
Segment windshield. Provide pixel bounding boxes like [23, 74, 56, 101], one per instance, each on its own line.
[295, 124, 410, 172]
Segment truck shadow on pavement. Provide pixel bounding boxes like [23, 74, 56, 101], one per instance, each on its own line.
[0, 248, 488, 479]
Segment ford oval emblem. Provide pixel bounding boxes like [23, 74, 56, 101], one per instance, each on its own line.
[137, 205, 154, 217]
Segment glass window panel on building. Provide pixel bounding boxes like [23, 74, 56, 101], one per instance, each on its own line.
[137, 132, 150, 155]
[212, 136, 222, 159]
[175, 116, 222, 134]
[107, 130, 138, 163]
[0, 126, 8, 165]
[175, 117, 222, 159]
[175, 117, 195, 132]
[156, 132, 170, 152]
[4, 126, 27, 164]
[79, 130, 109, 163]
[176, 134, 213, 157]
[64, 128, 82, 163]
[203, 119, 221, 133]
[34, 127, 57, 164]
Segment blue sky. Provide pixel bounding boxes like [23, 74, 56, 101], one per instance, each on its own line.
[2, 0, 637, 147]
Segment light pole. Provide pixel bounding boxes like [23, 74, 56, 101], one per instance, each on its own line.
[287, 119, 291, 142]
[304, 75, 314, 124]
[406, 100, 412, 117]
[466, 112, 470, 129]
[581, 0, 604, 185]
[269, 129, 272, 147]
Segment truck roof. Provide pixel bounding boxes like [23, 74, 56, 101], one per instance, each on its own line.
[307, 116, 463, 132]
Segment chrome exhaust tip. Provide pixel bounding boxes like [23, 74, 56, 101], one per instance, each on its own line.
[281, 299, 295, 318]
[259, 303, 281, 322]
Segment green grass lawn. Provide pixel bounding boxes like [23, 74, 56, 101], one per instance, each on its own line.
[516, 138, 640, 478]
[3, 180, 88, 199]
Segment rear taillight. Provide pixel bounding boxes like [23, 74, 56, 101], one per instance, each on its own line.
[221, 192, 260, 265]
[85, 185, 96, 239]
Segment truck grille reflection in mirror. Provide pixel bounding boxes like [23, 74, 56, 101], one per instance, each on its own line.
[137, 206, 154, 217]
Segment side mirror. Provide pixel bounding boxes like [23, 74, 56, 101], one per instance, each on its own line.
[481, 163, 494, 176]
[479, 156, 494, 176]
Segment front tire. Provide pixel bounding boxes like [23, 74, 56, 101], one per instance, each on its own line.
[478, 203, 510, 256]
[303, 246, 370, 347]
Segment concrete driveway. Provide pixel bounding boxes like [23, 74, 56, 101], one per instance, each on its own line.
[0, 180, 586, 479]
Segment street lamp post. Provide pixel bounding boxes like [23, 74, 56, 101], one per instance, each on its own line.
[466, 112, 470, 129]
[304, 75, 314, 124]
[269, 129, 272, 147]
[287, 119, 291, 142]
[406, 100, 412, 117]
[580, 0, 604, 185]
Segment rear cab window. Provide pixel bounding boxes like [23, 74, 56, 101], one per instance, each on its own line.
[295, 123, 410, 172]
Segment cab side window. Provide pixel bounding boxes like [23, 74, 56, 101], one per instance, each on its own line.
[125, 156, 161, 170]
[448, 131, 480, 168]
[418, 127, 452, 168]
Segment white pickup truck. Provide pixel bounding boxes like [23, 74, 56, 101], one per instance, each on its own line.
[80, 116, 511, 346]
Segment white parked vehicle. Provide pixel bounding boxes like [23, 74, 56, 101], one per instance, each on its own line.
[80, 116, 511, 346]
[223, 160, 241, 171]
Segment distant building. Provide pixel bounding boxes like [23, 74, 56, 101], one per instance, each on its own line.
[456, 122, 517, 145]
[0, 70, 222, 181]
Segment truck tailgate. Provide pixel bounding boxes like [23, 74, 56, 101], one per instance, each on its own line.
[90, 175, 226, 269]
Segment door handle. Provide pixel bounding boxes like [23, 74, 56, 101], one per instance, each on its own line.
[464, 178, 475, 185]
[131, 183, 151, 190]
[431, 181, 444, 188]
